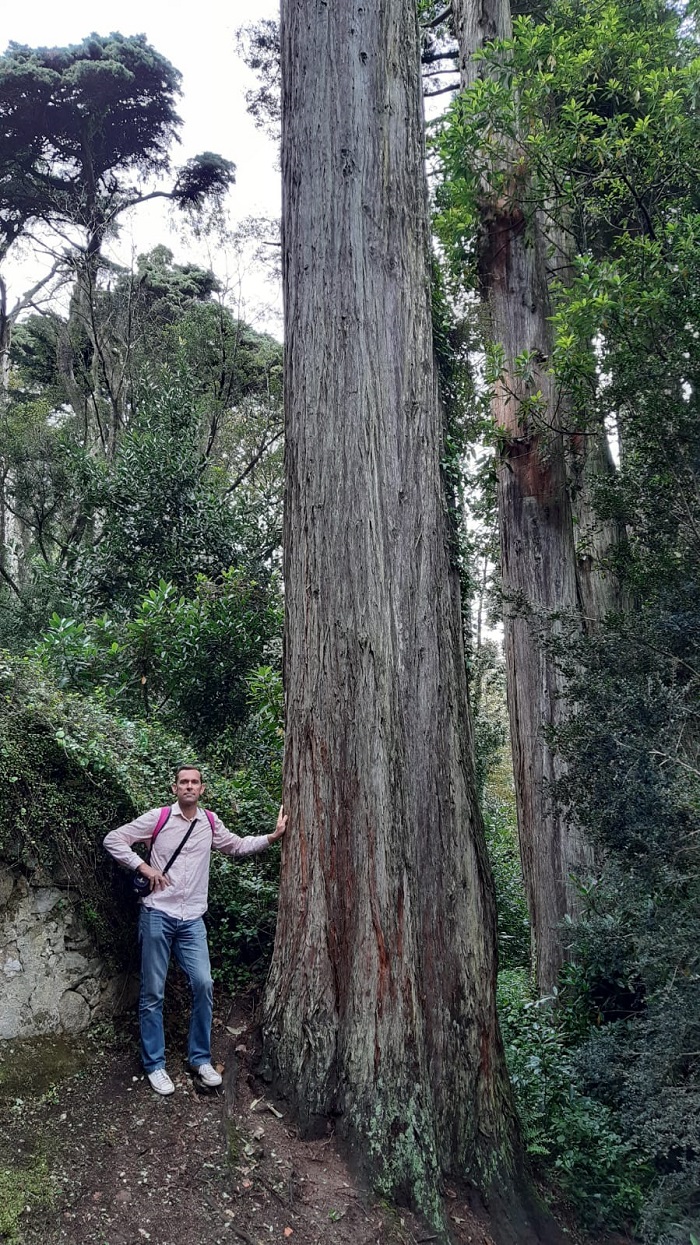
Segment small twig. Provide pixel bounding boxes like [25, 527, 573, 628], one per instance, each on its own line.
[308, 1133, 335, 1160]
[256, 1172, 288, 1205]
[231, 1228, 257, 1245]
[650, 750, 700, 779]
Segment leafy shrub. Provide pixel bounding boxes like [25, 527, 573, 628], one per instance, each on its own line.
[571, 996, 700, 1245]
[548, 598, 700, 1243]
[483, 786, 530, 971]
[206, 665, 284, 990]
[559, 857, 700, 1245]
[32, 572, 282, 749]
[497, 969, 649, 1229]
[208, 858, 280, 990]
[0, 653, 190, 966]
[68, 364, 268, 614]
[469, 643, 530, 969]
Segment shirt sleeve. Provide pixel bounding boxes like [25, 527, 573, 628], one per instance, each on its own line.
[103, 808, 160, 871]
[210, 812, 270, 858]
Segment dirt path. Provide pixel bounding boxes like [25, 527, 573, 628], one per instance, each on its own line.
[0, 996, 495, 1245]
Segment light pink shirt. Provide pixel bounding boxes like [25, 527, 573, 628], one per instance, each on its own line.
[103, 802, 269, 921]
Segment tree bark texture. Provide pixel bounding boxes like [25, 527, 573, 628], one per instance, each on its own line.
[453, 0, 594, 992]
[263, 0, 535, 1228]
[566, 427, 627, 624]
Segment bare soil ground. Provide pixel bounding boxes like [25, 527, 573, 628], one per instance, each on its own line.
[0, 989, 497, 1245]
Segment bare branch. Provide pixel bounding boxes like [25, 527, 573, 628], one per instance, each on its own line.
[421, 47, 459, 64]
[422, 3, 453, 30]
[225, 429, 283, 494]
[424, 82, 459, 97]
[8, 260, 66, 325]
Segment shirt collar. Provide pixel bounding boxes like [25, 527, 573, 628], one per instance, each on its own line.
[174, 800, 200, 822]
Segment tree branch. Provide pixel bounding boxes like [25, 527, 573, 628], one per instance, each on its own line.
[422, 3, 453, 30]
[225, 430, 283, 494]
[9, 260, 66, 325]
[424, 82, 459, 97]
[0, 561, 21, 598]
[421, 47, 459, 64]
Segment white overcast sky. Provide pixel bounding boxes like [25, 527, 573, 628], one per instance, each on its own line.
[1, 0, 282, 333]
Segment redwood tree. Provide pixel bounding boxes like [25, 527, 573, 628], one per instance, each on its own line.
[263, 0, 556, 1234]
[450, 0, 597, 992]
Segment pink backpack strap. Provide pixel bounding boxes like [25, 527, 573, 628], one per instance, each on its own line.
[151, 806, 172, 844]
[204, 809, 216, 836]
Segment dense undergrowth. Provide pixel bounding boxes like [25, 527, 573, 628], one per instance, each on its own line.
[480, 756, 650, 1234]
[480, 713, 699, 1242]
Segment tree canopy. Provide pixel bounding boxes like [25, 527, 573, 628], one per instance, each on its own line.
[0, 33, 235, 261]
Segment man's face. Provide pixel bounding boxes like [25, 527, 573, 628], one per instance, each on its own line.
[172, 769, 205, 808]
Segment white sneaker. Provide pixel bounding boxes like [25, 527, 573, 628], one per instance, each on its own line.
[192, 1062, 222, 1087]
[147, 1068, 175, 1096]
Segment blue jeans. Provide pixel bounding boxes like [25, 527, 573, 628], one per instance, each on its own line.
[138, 909, 214, 1073]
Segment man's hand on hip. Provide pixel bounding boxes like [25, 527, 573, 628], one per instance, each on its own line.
[137, 862, 172, 891]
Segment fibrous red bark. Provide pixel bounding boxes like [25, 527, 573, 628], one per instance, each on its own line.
[262, 0, 553, 1233]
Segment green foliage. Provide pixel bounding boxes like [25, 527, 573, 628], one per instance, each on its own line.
[2, 296, 284, 642]
[483, 790, 530, 972]
[124, 575, 281, 746]
[67, 373, 253, 610]
[206, 666, 284, 989]
[236, 19, 281, 140]
[549, 614, 700, 1243]
[469, 641, 530, 969]
[0, 652, 190, 965]
[470, 640, 508, 796]
[498, 969, 648, 1228]
[208, 858, 280, 991]
[32, 571, 282, 750]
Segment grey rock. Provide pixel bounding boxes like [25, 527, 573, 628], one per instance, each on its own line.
[58, 989, 91, 1032]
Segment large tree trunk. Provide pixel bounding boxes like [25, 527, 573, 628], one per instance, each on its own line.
[453, 0, 594, 992]
[263, 1, 557, 1236]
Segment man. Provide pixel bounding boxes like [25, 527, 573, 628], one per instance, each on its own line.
[104, 764, 287, 1096]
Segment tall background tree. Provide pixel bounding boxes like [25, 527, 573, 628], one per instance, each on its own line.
[437, 0, 700, 1235]
[0, 32, 236, 577]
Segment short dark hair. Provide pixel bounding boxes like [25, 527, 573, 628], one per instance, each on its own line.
[175, 763, 203, 781]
